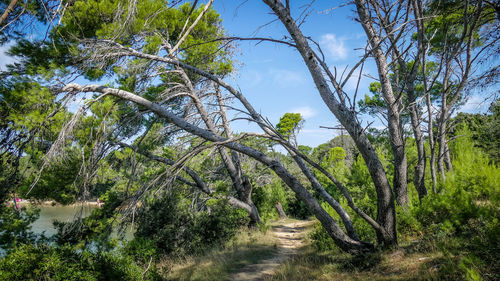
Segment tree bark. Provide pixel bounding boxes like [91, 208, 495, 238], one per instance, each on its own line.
[408, 103, 427, 201]
[62, 83, 374, 253]
[275, 201, 287, 219]
[0, 0, 18, 27]
[353, 0, 408, 206]
[214, 84, 261, 224]
[175, 65, 261, 224]
[262, 0, 397, 246]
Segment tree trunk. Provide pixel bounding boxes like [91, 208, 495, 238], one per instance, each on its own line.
[215, 85, 261, 224]
[407, 89, 427, 201]
[426, 90, 438, 193]
[444, 141, 452, 171]
[0, 0, 18, 26]
[275, 202, 287, 219]
[262, 0, 397, 246]
[389, 113, 409, 206]
[63, 83, 374, 253]
[437, 110, 448, 180]
[177, 67, 261, 225]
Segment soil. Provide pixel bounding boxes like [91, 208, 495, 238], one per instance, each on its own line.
[229, 220, 313, 281]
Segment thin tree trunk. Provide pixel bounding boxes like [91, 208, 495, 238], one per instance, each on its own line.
[408, 103, 428, 201]
[176, 65, 261, 224]
[62, 83, 374, 253]
[215, 85, 261, 224]
[389, 113, 409, 206]
[275, 201, 287, 219]
[444, 140, 452, 171]
[0, 0, 18, 26]
[406, 63, 427, 200]
[437, 110, 447, 180]
[263, 0, 397, 246]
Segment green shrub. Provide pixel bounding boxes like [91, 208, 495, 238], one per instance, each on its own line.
[0, 243, 158, 281]
[0, 205, 39, 252]
[135, 192, 249, 257]
[309, 222, 337, 252]
[410, 128, 500, 279]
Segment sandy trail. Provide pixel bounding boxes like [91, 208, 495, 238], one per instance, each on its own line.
[229, 220, 312, 281]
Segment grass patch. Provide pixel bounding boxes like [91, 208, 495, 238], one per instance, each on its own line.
[162, 226, 278, 281]
[267, 240, 446, 281]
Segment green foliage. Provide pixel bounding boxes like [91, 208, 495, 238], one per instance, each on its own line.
[310, 221, 337, 252]
[276, 113, 303, 144]
[0, 243, 161, 281]
[19, 154, 81, 204]
[0, 205, 39, 252]
[252, 178, 292, 221]
[298, 145, 312, 155]
[448, 100, 500, 162]
[424, 0, 495, 55]
[358, 82, 386, 115]
[135, 192, 249, 257]
[400, 127, 500, 279]
[53, 190, 125, 249]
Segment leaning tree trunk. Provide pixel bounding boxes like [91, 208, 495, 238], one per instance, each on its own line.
[275, 202, 287, 219]
[215, 85, 261, 224]
[263, 0, 397, 247]
[174, 64, 261, 225]
[62, 83, 373, 253]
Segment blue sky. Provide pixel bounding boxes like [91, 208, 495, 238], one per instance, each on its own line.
[211, 0, 496, 147]
[212, 0, 377, 147]
[0, 0, 495, 148]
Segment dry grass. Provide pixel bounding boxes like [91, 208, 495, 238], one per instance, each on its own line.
[266, 242, 447, 281]
[162, 226, 278, 281]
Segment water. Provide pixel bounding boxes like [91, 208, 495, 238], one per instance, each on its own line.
[30, 204, 97, 236]
[30, 204, 134, 241]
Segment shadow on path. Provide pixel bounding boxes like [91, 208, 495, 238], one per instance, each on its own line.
[228, 220, 313, 281]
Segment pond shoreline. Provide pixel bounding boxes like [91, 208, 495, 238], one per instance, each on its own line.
[7, 199, 101, 208]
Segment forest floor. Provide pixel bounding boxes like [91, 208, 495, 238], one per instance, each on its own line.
[228, 220, 314, 281]
[165, 220, 458, 281]
[164, 219, 314, 281]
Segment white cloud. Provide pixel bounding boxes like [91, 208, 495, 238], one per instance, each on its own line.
[241, 69, 263, 86]
[460, 95, 489, 113]
[0, 42, 17, 71]
[269, 69, 305, 87]
[289, 106, 317, 119]
[320, 33, 347, 61]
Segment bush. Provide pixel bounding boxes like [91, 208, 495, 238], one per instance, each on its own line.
[135, 192, 249, 257]
[408, 129, 500, 279]
[0, 205, 39, 252]
[309, 222, 337, 252]
[0, 243, 160, 281]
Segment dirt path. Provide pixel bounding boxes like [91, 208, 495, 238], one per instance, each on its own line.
[229, 220, 313, 281]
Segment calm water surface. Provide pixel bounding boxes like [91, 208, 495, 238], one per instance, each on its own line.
[31, 204, 97, 236]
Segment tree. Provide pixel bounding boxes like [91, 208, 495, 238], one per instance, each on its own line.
[418, 0, 499, 181]
[276, 112, 303, 148]
[262, 0, 398, 246]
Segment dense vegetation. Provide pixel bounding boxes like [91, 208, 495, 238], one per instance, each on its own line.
[0, 0, 498, 280]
